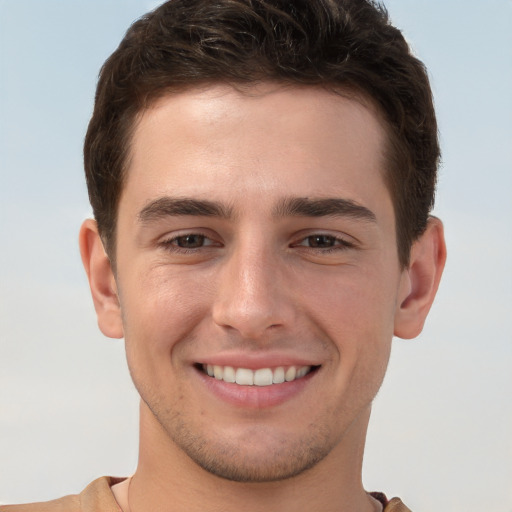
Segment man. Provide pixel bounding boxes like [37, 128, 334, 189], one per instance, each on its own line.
[1, 0, 446, 510]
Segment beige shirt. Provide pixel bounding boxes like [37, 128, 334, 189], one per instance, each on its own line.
[0, 477, 412, 512]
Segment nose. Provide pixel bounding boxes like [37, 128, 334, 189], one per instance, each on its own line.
[211, 242, 295, 340]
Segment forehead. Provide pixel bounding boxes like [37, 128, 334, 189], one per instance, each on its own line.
[123, 83, 391, 216]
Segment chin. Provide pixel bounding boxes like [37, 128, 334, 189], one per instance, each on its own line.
[165, 417, 335, 483]
[182, 438, 331, 483]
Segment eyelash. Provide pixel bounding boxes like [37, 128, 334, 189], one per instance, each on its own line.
[160, 233, 219, 253]
[160, 232, 355, 254]
[293, 234, 355, 253]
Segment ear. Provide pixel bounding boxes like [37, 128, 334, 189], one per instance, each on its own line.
[79, 219, 124, 339]
[394, 216, 447, 339]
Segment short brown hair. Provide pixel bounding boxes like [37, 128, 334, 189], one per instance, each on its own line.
[84, 0, 439, 267]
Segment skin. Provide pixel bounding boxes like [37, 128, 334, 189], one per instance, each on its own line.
[80, 84, 446, 512]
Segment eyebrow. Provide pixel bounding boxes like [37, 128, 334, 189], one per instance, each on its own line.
[137, 195, 377, 224]
[273, 197, 377, 222]
[138, 197, 234, 223]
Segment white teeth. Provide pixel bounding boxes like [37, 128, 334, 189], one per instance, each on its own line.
[272, 366, 285, 384]
[253, 368, 273, 386]
[202, 364, 312, 386]
[296, 366, 308, 379]
[235, 368, 254, 385]
[223, 366, 236, 383]
[213, 365, 223, 380]
[285, 366, 296, 382]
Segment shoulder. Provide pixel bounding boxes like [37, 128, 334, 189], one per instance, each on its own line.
[371, 492, 412, 512]
[0, 477, 124, 512]
[383, 497, 413, 512]
[0, 494, 80, 512]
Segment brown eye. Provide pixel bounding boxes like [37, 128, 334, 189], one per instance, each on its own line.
[293, 233, 354, 252]
[174, 234, 206, 248]
[306, 235, 337, 248]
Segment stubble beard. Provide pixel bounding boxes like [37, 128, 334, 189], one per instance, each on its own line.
[147, 398, 336, 483]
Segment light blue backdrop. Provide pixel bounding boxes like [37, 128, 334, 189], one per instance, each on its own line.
[1, 1, 511, 510]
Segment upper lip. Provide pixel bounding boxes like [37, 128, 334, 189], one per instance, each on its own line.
[193, 352, 322, 370]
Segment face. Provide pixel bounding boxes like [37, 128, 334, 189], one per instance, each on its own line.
[111, 84, 410, 481]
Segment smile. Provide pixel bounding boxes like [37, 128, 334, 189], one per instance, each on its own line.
[201, 364, 315, 386]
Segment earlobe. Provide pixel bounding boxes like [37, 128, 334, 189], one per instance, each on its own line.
[394, 217, 447, 339]
[79, 219, 124, 339]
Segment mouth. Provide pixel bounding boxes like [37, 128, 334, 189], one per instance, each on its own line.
[197, 363, 320, 386]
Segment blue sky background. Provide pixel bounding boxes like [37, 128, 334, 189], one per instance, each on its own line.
[0, 1, 511, 510]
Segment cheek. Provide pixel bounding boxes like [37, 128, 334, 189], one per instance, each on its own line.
[304, 266, 399, 340]
[304, 266, 397, 387]
[118, 265, 213, 373]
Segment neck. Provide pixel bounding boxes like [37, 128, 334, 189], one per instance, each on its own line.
[121, 401, 378, 512]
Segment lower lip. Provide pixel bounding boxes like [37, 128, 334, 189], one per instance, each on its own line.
[196, 368, 316, 409]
